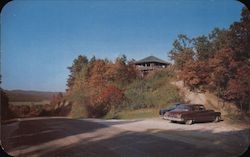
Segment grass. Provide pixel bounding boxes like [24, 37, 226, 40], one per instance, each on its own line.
[112, 69, 181, 119]
[105, 108, 159, 119]
[124, 69, 182, 110]
[67, 68, 182, 119]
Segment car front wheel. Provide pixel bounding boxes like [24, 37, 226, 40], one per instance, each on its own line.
[185, 120, 193, 125]
[163, 113, 168, 120]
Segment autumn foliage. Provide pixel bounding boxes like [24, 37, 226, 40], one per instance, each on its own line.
[86, 85, 124, 117]
[66, 55, 137, 117]
[170, 7, 250, 112]
[181, 60, 210, 91]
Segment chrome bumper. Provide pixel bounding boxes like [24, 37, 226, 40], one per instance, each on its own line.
[166, 116, 184, 122]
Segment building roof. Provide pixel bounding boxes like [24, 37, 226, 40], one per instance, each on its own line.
[134, 55, 169, 65]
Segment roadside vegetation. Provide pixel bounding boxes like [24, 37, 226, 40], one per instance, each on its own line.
[65, 55, 182, 119]
[1, 90, 72, 120]
[105, 108, 159, 119]
[1, 89, 13, 121]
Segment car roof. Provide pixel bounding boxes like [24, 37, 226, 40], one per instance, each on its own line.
[178, 104, 204, 107]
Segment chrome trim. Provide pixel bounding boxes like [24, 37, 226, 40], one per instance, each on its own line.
[166, 116, 184, 122]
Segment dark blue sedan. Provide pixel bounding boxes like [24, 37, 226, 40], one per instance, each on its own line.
[159, 103, 182, 117]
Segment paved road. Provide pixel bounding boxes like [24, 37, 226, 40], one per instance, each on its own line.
[1, 117, 249, 157]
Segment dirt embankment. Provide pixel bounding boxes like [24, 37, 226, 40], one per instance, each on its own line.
[172, 81, 231, 113]
[171, 81, 250, 123]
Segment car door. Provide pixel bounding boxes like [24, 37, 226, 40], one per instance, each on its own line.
[192, 106, 204, 122]
[195, 106, 214, 122]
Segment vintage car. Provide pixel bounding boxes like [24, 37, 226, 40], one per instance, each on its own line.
[159, 103, 178, 116]
[163, 104, 221, 125]
[159, 102, 183, 117]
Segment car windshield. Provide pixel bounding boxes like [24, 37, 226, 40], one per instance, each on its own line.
[166, 103, 178, 109]
[173, 104, 191, 111]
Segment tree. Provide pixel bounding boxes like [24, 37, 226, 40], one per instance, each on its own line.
[180, 61, 210, 91]
[127, 59, 139, 81]
[225, 62, 250, 111]
[67, 55, 88, 90]
[104, 55, 138, 86]
[85, 85, 124, 118]
[193, 35, 213, 61]
[169, 7, 250, 113]
[229, 7, 250, 61]
[90, 55, 96, 63]
[50, 92, 64, 105]
[1, 89, 11, 120]
[207, 48, 237, 97]
[114, 55, 129, 84]
[208, 28, 230, 52]
[169, 34, 194, 69]
[88, 59, 109, 87]
[100, 85, 124, 109]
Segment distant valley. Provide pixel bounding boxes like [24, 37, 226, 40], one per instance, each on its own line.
[5, 90, 64, 102]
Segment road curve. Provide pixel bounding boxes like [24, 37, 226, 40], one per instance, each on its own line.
[1, 117, 249, 157]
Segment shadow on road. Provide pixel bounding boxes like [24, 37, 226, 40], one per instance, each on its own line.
[2, 118, 108, 153]
[33, 128, 250, 157]
[1, 117, 250, 157]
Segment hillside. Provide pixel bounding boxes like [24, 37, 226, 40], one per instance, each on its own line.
[5, 90, 62, 102]
[172, 80, 250, 124]
[172, 81, 233, 114]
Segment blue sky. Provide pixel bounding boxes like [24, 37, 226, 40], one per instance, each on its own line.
[1, 0, 245, 92]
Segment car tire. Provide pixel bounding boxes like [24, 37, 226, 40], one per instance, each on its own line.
[185, 120, 193, 125]
[163, 113, 168, 120]
[214, 116, 221, 122]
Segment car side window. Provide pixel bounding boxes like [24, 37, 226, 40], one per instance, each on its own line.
[199, 106, 205, 111]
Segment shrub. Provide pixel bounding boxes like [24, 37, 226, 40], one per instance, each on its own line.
[124, 70, 182, 110]
[86, 85, 124, 118]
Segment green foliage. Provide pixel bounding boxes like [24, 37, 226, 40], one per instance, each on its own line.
[124, 69, 182, 110]
[69, 102, 88, 119]
[1, 89, 12, 120]
[123, 79, 147, 109]
[169, 34, 194, 69]
[65, 53, 182, 118]
[67, 55, 89, 90]
[66, 54, 141, 118]
[193, 35, 213, 61]
[208, 28, 229, 52]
